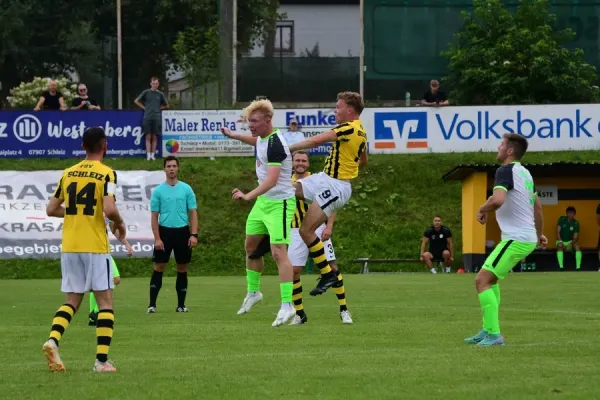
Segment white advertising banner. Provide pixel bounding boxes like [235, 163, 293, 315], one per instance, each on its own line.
[163, 104, 600, 157]
[365, 104, 600, 154]
[162, 110, 254, 157]
[272, 108, 335, 156]
[162, 108, 338, 157]
[0, 170, 164, 259]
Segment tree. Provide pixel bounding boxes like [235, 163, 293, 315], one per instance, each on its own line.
[93, 0, 281, 105]
[443, 0, 599, 105]
[0, 0, 100, 103]
[173, 25, 220, 108]
[1, 0, 281, 107]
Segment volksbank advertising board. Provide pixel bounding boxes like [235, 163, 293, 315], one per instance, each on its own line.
[368, 104, 600, 153]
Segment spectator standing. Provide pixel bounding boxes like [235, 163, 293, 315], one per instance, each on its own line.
[421, 80, 449, 107]
[34, 80, 67, 111]
[420, 216, 454, 274]
[71, 84, 101, 110]
[135, 77, 169, 161]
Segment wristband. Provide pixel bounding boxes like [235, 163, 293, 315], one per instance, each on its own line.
[191, 233, 198, 238]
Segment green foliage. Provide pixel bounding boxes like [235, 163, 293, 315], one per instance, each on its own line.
[0, 0, 100, 103]
[1, 150, 599, 279]
[173, 25, 220, 108]
[443, 0, 600, 105]
[0, 0, 282, 106]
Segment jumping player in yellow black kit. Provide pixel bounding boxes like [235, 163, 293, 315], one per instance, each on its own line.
[288, 91, 368, 296]
[43, 126, 126, 373]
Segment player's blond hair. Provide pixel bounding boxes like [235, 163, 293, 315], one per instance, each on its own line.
[338, 91, 364, 115]
[243, 98, 274, 119]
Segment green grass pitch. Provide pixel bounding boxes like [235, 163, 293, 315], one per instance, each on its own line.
[1, 272, 599, 399]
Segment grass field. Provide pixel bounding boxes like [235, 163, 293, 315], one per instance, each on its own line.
[1, 150, 599, 278]
[1, 272, 599, 399]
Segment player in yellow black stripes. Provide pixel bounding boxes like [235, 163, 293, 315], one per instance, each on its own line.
[288, 92, 368, 296]
[288, 151, 352, 324]
[43, 126, 126, 373]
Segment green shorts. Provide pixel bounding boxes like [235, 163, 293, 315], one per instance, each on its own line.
[556, 240, 573, 249]
[482, 239, 536, 280]
[246, 196, 295, 244]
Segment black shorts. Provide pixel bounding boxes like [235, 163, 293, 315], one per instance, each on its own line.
[430, 248, 448, 262]
[152, 226, 192, 264]
[143, 118, 161, 135]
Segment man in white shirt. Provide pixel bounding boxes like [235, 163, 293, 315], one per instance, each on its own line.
[282, 119, 304, 146]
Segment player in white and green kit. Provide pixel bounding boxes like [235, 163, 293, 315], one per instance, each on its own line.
[465, 133, 547, 346]
[221, 98, 296, 327]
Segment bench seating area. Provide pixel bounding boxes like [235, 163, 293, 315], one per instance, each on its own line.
[353, 247, 599, 274]
[506, 247, 599, 272]
[352, 258, 444, 274]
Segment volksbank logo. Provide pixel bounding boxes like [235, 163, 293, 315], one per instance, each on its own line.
[13, 114, 42, 143]
[435, 110, 595, 139]
[374, 112, 428, 150]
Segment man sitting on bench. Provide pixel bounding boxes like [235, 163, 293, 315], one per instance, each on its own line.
[420, 216, 454, 274]
[557, 206, 582, 271]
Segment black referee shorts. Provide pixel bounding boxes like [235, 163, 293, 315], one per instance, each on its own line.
[152, 226, 192, 265]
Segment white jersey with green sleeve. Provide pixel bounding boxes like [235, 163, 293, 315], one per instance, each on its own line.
[255, 129, 294, 200]
[493, 162, 537, 242]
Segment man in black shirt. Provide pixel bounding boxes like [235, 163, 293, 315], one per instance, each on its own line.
[420, 216, 454, 273]
[422, 80, 449, 107]
[34, 80, 66, 111]
[71, 84, 101, 110]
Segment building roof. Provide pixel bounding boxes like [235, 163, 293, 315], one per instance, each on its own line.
[442, 162, 600, 182]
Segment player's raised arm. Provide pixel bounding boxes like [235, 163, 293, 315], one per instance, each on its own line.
[288, 129, 337, 153]
[221, 127, 258, 147]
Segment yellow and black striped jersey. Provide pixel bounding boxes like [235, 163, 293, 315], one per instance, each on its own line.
[323, 119, 367, 180]
[53, 160, 117, 253]
[291, 172, 310, 228]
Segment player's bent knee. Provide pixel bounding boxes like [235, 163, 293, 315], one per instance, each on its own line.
[248, 235, 271, 259]
[93, 290, 113, 310]
[475, 269, 496, 291]
[154, 263, 167, 272]
[176, 264, 187, 273]
[442, 250, 451, 258]
[293, 268, 302, 280]
[65, 294, 83, 311]
[270, 244, 289, 264]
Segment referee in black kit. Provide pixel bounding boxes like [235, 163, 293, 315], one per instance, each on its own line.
[148, 156, 198, 313]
